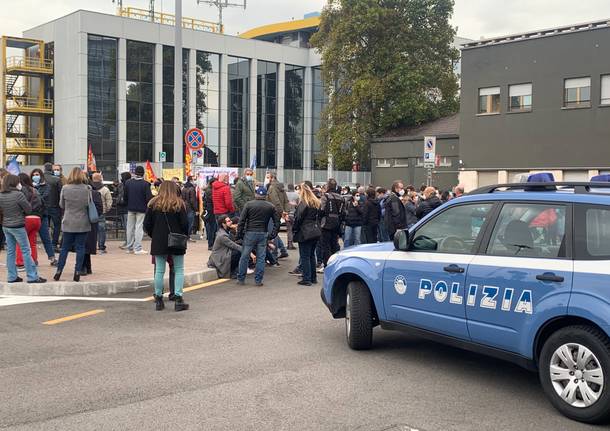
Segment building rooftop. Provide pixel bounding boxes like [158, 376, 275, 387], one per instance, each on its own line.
[377, 114, 459, 140]
[462, 18, 610, 50]
[240, 15, 320, 39]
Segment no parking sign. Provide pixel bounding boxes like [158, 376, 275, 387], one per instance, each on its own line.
[184, 128, 205, 151]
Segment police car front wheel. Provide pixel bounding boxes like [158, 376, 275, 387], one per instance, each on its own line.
[345, 281, 373, 350]
[539, 325, 610, 424]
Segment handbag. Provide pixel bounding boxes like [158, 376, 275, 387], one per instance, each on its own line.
[88, 191, 99, 224]
[165, 213, 188, 251]
[301, 219, 322, 242]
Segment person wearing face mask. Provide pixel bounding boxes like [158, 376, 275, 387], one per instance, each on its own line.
[43, 162, 63, 252]
[416, 186, 443, 220]
[180, 175, 198, 241]
[233, 168, 256, 214]
[30, 169, 57, 266]
[384, 180, 407, 240]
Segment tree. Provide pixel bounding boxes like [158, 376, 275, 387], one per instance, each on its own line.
[310, 0, 460, 170]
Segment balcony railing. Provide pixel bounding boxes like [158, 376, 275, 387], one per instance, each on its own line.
[6, 97, 53, 113]
[5, 137, 53, 154]
[6, 56, 53, 74]
[118, 7, 222, 33]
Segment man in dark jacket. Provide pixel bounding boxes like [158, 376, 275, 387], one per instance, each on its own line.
[121, 165, 153, 254]
[43, 162, 62, 251]
[416, 186, 443, 220]
[319, 178, 345, 266]
[203, 178, 217, 250]
[233, 169, 255, 213]
[362, 187, 381, 244]
[384, 180, 407, 240]
[236, 186, 280, 286]
[181, 176, 198, 241]
[265, 171, 290, 259]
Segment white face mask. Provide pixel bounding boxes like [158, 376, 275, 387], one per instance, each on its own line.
[245, 175, 253, 182]
[398, 189, 405, 197]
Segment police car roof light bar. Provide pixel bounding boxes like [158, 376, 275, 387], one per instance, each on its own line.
[468, 182, 610, 195]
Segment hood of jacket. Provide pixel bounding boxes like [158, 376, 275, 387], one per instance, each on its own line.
[92, 181, 104, 191]
[212, 180, 228, 191]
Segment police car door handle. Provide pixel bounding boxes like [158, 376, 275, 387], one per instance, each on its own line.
[443, 264, 465, 274]
[536, 272, 564, 283]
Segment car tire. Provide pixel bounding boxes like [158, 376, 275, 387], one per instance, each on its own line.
[345, 280, 373, 350]
[538, 325, 610, 424]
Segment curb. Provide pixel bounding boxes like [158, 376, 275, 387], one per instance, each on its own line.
[0, 268, 218, 297]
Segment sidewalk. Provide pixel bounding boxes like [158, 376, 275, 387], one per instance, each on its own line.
[0, 239, 217, 296]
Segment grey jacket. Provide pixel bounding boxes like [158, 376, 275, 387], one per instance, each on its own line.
[207, 228, 242, 278]
[60, 184, 91, 233]
[0, 189, 31, 228]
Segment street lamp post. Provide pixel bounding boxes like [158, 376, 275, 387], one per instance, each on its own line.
[174, 0, 183, 165]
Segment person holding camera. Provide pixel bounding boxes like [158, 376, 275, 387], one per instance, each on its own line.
[343, 190, 364, 248]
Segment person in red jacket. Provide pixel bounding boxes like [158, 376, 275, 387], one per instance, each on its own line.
[212, 173, 235, 217]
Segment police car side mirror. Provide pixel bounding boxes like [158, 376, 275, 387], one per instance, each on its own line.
[394, 229, 410, 251]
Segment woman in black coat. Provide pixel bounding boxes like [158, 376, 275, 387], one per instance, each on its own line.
[144, 180, 189, 312]
[79, 185, 103, 276]
[362, 187, 380, 244]
[292, 184, 321, 286]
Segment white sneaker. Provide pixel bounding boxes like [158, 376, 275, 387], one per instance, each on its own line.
[125, 249, 134, 254]
[246, 268, 254, 275]
[133, 250, 148, 255]
[316, 266, 325, 274]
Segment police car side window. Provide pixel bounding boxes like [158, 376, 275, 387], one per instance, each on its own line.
[585, 208, 610, 257]
[487, 203, 567, 259]
[410, 203, 493, 254]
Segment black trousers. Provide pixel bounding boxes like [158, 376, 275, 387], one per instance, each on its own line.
[362, 225, 378, 244]
[320, 229, 340, 266]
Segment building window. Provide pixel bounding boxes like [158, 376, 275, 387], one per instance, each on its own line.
[478, 87, 500, 114]
[88, 35, 117, 176]
[601, 75, 610, 106]
[126, 40, 154, 163]
[256, 61, 278, 169]
[564, 77, 591, 108]
[196, 51, 220, 166]
[285, 65, 305, 169]
[508, 83, 532, 112]
[376, 159, 391, 168]
[228, 56, 249, 167]
[162, 46, 189, 163]
[394, 158, 409, 167]
[312, 66, 329, 170]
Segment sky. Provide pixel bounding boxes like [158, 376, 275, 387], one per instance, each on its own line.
[2, 0, 610, 40]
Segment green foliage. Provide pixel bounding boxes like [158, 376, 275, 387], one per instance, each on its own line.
[310, 0, 460, 170]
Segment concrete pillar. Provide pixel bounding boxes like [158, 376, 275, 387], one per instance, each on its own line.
[219, 54, 229, 167]
[458, 170, 478, 192]
[154, 43, 163, 161]
[188, 48, 196, 131]
[118, 38, 127, 166]
[498, 170, 508, 184]
[302, 66, 313, 181]
[248, 58, 258, 169]
[276, 62, 286, 180]
[77, 32, 88, 165]
[589, 169, 600, 178]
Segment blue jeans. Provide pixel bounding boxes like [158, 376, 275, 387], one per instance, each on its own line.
[237, 231, 267, 284]
[298, 239, 318, 283]
[186, 210, 195, 237]
[39, 215, 55, 259]
[3, 226, 39, 282]
[97, 215, 107, 250]
[47, 206, 62, 246]
[378, 221, 390, 242]
[204, 217, 217, 249]
[56, 232, 88, 273]
[154, 255, 184, 297]
[344, 225, 362, 248]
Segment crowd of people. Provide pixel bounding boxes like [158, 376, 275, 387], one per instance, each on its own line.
[0, 160, 463, 312]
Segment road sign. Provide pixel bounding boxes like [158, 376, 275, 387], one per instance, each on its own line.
[185, 128, 205, 151]
[159, 151, 167, 163]
[424, 136, 436, 169]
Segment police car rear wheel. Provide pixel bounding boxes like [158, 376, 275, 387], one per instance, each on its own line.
[345, 281, 373, 350]
[539, 325, 610, 424]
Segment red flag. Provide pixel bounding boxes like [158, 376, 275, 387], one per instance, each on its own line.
[87, 144, 97, 172]
[185, 147, 192, 178]
[144, 160, 157, 183]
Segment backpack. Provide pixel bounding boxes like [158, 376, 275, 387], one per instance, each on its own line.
[116, 183, 126, 206]
[321, 193, 345, 231]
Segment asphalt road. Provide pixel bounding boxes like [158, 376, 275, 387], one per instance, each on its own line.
[0, 253, 602, 431]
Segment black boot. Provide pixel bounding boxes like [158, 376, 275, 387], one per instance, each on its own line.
[73, 272, 80, 282]
[174, 296, 189, 312]
[53, 271, 62, 281]
[154, 295, 165, 311]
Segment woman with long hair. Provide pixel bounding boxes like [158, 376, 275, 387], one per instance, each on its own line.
[0, 174, 45, 283]
[15, 173, 43, 269]
[30, 168, 57, 265]
[292, 184, 321, 286]
[80, 178, 103, 276]
[53, 167, 92, 282]
[143, 180, 190, 312]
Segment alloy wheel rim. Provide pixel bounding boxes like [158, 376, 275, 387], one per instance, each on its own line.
[345, 292, 351, 338]
[549, 343, 604, 408]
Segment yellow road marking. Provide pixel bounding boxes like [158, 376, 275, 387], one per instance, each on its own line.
[43, 309, 105, 325]
[144, 278, 230, 301]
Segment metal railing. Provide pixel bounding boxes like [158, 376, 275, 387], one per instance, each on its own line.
[117, 7, 222, 33]
[6, 96, 53, 113]
[5, 137, 53, 154]
[6, 56, 53, 73]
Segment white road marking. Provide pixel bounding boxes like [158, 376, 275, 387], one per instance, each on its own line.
[0, 295, 149, 308]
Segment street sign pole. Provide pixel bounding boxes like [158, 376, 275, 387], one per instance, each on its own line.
[423, 136, 436, 186]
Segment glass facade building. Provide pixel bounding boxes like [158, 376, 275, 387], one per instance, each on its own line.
[162, 46, 189, 162]
[311, 66, 328, 170]
[256, 60, 278, 169]
[88, 35, 117, 175]
[196, 51, 220, 166]
[284, 65, 305, 169]
[228, 56, 250, 167]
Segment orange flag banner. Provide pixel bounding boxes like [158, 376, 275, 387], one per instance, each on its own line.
[185, 148, 192, 178]
[87, 144, 97, 172]
[145, 160, 157, 183]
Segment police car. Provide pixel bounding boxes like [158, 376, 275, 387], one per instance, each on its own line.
[321, 178, 610, 423]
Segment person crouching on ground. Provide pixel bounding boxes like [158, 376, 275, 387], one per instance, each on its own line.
[208, 216, 243, 279]
[144, 180, 190, 312]
[292, 184, 321, 286]
[236, 185, 280, 286]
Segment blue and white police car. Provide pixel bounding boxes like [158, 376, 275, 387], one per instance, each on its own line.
[321, 179, 610, 423]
